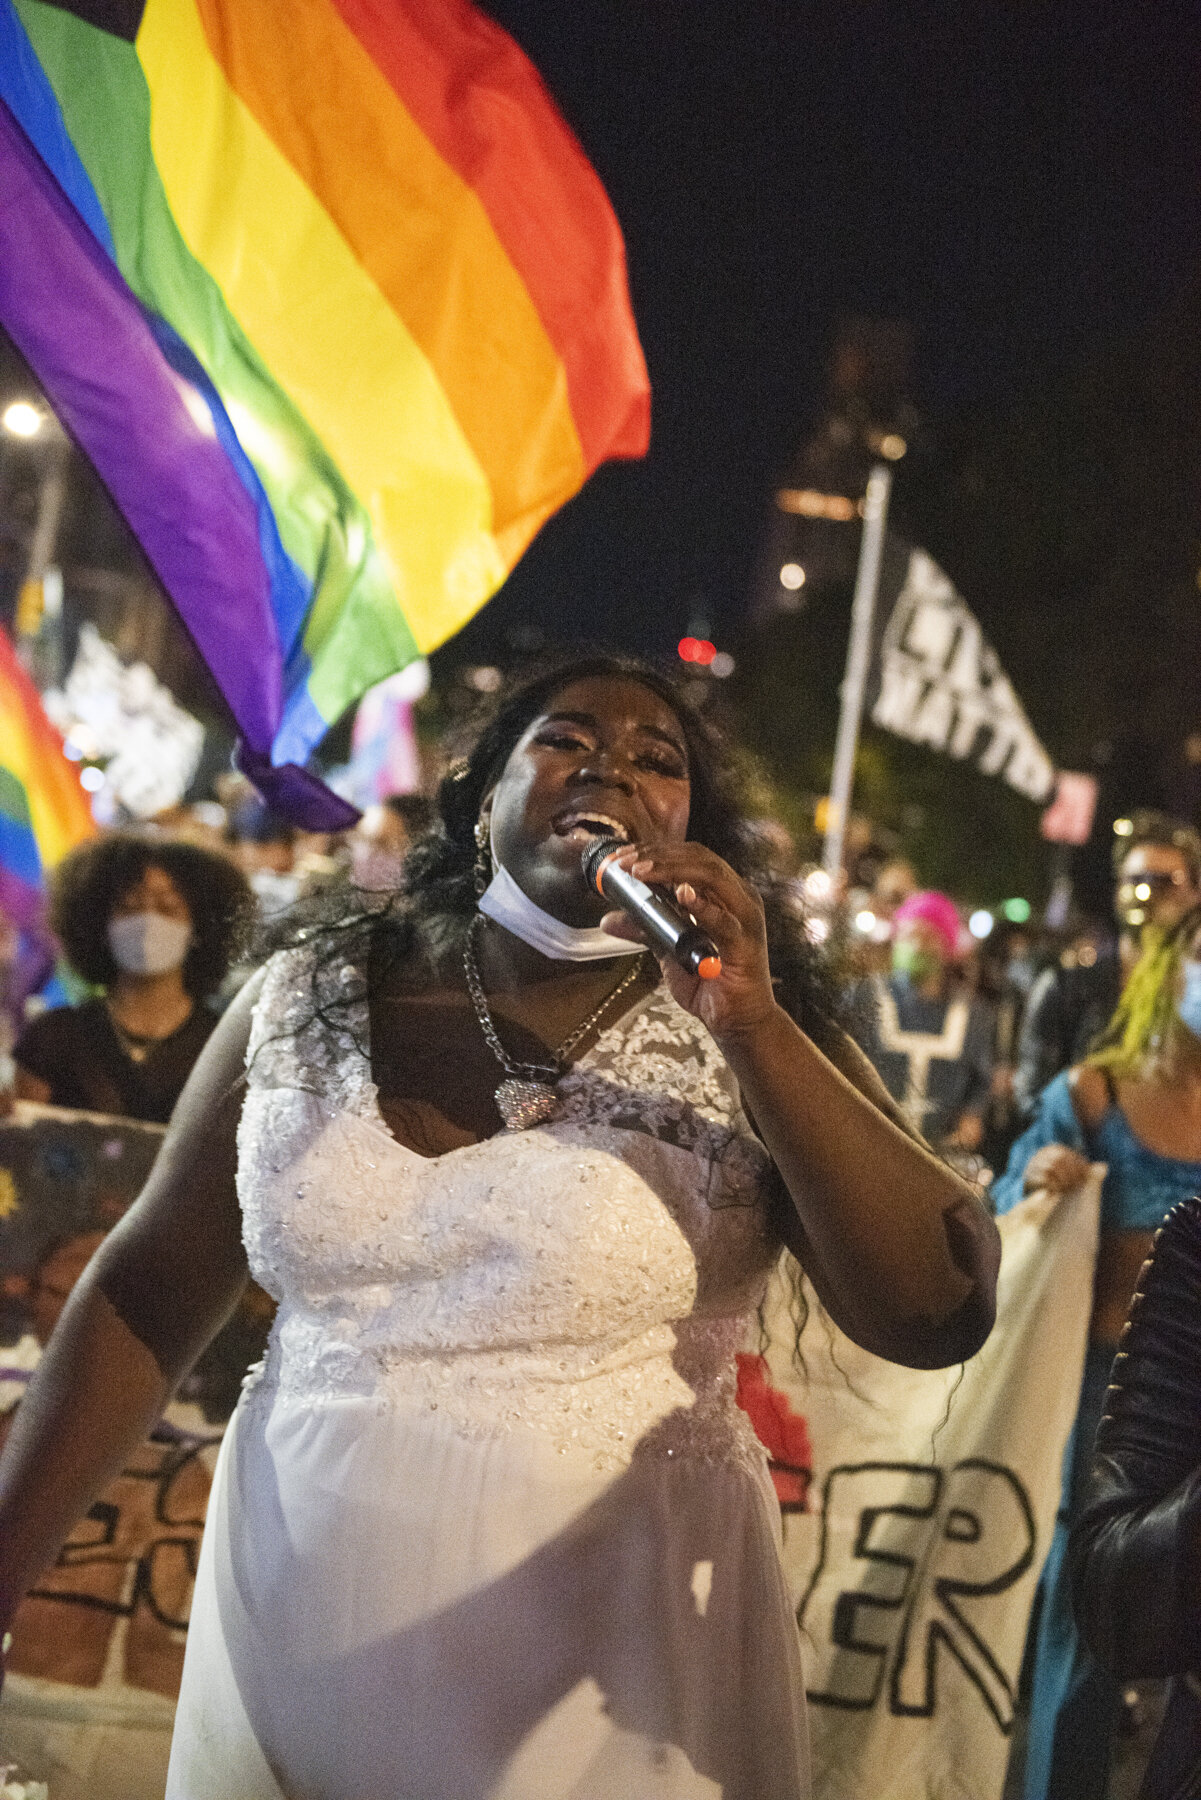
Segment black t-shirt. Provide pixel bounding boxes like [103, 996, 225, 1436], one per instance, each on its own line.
[15, 998, 217, 1124]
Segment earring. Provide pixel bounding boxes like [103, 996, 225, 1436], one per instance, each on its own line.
[473, 816, 490, 898]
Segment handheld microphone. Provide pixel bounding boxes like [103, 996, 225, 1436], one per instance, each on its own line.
[580, 837, 722, 980]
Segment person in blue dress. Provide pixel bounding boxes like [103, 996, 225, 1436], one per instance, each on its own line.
[992, 903, 1201, 1800]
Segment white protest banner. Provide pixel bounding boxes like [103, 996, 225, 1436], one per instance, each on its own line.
[868, 548, 1055, 803]
[747, 1173, 1101, 1800]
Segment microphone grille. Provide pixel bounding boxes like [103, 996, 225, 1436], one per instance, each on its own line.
[579, 835, 625, 886]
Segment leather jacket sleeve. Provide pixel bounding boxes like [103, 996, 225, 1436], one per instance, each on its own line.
[1069, 1195, 1201, 1680]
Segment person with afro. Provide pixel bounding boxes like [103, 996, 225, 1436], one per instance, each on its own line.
[14, 833, 251, 1124]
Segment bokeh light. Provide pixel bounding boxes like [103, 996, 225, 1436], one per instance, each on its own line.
[2, 400, 42, 439]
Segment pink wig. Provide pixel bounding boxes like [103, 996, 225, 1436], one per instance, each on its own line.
[892, 890, 961, 957]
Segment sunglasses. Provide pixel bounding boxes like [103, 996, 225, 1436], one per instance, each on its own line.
[1116, 871, 1190, 901]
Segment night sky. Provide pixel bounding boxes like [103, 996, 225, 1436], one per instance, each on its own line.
[3, 0, 1199, 896]
[449, 0, 1201, 670]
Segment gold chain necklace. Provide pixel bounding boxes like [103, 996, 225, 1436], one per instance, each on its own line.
[463, 913, 644, 1129]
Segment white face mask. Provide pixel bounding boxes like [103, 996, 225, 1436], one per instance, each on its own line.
[107, 912, 192, 977]
[1178, 958, 1201, 1041]
[248, 868, 301, 916]
[477, 813, 643, 962]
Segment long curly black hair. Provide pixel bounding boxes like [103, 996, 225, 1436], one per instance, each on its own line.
[263, 648, 841, 1049]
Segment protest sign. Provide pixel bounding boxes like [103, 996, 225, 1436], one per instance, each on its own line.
[744, 1175, 1101, 1800]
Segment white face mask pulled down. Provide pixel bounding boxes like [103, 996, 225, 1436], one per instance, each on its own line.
[107, 912, 193, 977]
[477, 814, 643, 962]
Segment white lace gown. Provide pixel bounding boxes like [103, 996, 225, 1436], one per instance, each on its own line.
[165, 949, 810, 1799]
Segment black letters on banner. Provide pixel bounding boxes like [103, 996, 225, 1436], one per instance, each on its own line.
[799, 1459, 1036, 1733]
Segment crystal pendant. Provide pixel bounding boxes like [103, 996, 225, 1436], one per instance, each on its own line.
[495, 1077, 559, 1130]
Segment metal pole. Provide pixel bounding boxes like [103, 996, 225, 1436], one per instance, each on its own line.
[26, 448, 67, 587]
[822, 463, 892, 878]
[15, 440, 68, 682]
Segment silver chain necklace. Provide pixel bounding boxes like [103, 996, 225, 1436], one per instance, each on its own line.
[463, 913, 644, 1129]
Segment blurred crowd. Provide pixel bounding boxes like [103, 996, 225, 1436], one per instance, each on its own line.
[2, 777, 1197, 1172]
[810, 808, 1201, 1186]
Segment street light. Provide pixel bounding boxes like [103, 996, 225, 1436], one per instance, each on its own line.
[2, 400, 43, 439]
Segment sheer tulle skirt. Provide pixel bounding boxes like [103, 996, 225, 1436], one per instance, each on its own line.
[166, 1391, 810, 1800]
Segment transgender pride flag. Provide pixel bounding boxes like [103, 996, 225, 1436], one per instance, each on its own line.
[0, 0, 650, 825]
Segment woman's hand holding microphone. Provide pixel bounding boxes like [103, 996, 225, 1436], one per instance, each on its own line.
[591, 840, 778, 1046]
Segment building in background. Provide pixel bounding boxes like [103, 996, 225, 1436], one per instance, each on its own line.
[753, 316, 922, 622]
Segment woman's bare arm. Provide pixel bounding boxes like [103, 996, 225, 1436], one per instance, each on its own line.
[603, 841, 1000, 1370]
[0, 975, 261, 1631]
[728, 1010, 999, 1367]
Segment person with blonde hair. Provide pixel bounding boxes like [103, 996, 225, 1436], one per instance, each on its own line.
[992, 903, 1201, 1800]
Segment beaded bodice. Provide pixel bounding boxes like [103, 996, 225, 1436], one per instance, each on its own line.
[236, 945, 780, 1473]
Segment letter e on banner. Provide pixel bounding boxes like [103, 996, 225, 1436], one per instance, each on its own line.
[802, 1465, 939, 1708]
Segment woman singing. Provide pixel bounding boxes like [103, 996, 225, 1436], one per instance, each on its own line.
[0, 652, 999, 1799]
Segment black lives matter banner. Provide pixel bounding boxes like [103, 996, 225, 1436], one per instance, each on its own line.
[867, 547, 1055, 804]
[756, 1175, 1100, 1800]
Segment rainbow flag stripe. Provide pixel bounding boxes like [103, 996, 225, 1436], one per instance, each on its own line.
[0, 0, 649, 824]
[0, 624, 95, 932]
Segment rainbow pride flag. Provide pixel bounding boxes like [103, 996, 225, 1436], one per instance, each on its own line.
[0, 622, 95, 936]
[0, 0, 650, 825]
